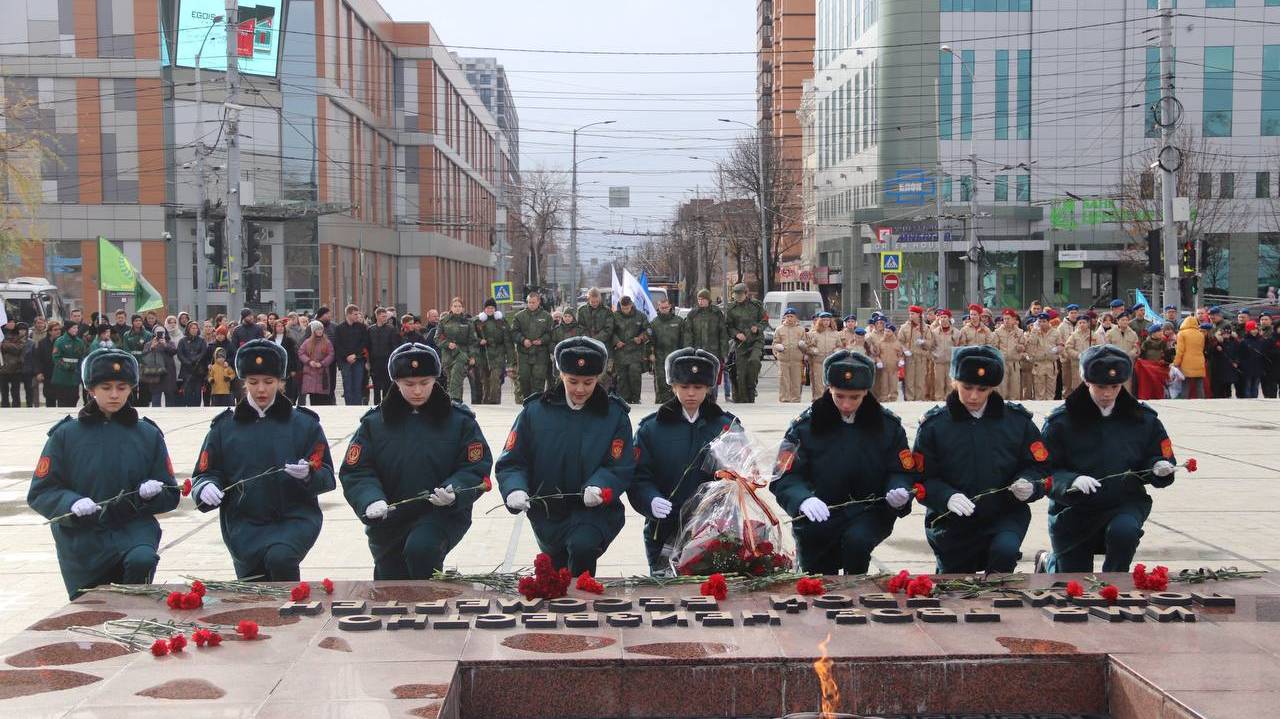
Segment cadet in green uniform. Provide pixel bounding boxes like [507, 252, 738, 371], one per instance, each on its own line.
[496, 337, 634, 575]
[191, 339, 336, 581]
[684, 289, 728, 362]
[512, 292, 554, 397]
[475, 299, 510, 404]
[648, 298, 685, 404]
[726, 283, 767, 402]
[771, 351, 917, 574]
[340, 343, 492, 579]
[629, 348, 736, 574]
[578, 288, 616, 352]
[28, 348, 179, 598]
[51, 321, 89, 407]
[612, 296, 651, 404]
[437, 297, 476, 398]
[914, 346, 1052, 574]
[1034, 345, 1178, 573]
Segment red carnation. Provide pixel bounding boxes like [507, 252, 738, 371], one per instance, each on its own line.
[795, 577, 825, 596]
[181, 478, 192, 497]
[482, 476, 493, 493]
[190, 580, 206, 597]
[1099, 585, 1119, 604]
[887, 569, 911, 594]
[236, 620, 260, 640]
[700, 573, 729, 601]
[1146, 565, 1170, 592]
[180, 591, 203, 610]
[290, 582, 311, 602]
[321, 578, 335, 594]
[192, 628, 209, 647]
[1042, 476, 1053, 492]
[205, 631, 223, 647]
[166, 591, 184, 609]
[600, 487, 614, 505]
[150, 639, 169, 657]
[906, 575, 934, 598]
[1065, 580, 1084, 598]
[756, 541, 774, 556]
[575, 571, 605, 595]
[912, 483, 926, 501]
[1184, 458, 1198, 473]
[168, 633, 188, 653]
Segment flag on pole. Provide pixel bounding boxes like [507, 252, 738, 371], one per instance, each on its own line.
[98, 236, 163, 311]
[1133, 289, 1153, 317]
[623, 268, 656, 320]
[134, 274, 164, 312]
[610, 264, 623, 311]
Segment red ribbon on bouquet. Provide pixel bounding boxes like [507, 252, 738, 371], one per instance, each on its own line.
[712, 468, 778, 554]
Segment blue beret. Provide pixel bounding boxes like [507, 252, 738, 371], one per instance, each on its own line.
[1199, 322, 1213, 330]
[1065, 304, 1080, 311]
[783, 306, 798, 316]
[1081, 344, 1133, 385]
[1109, 299, 1125, 308]
[1037, 312, 1050, 321]
[950, 345, 1004, 387]
[823, 350, 875, 391]
[886, 324, 897, 332]
[1261, 311, 1272, 318]
[1164, 304, 1176, 311]
[843, 315, 858, 323]
[817, 311, 833, 319]
[81, 347, 139, 388]
[388, 342, 441, 379]
[1209, 306, 1222, 314]
[235, 339, 288, 379]
[854, 328, 866, 336]
[1148, 322, 1163, 332]
[1240, 309, 1251, 315]
[555, 336, 608, 376]
[665, 347, 719, 386]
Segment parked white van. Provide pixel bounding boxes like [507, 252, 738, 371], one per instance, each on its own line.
[762, 290, 824, 330]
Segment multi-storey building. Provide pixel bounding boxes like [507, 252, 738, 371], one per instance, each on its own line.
[2, 0, 510, 318]
[459, 56, 519, 282]
[759, 0, 815, 289]
[811, 0, 1280, 314]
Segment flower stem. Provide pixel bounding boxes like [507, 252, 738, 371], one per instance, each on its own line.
[44, 484, 186, 525]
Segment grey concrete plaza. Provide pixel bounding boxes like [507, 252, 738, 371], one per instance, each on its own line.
[0, 368, 1276, 647]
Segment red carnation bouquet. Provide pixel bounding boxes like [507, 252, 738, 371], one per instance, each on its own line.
[669, 427, 796, 576]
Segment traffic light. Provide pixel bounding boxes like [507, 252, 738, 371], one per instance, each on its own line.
[205, 222, 225, 269]
[1145, 229, 1162, 273]
[1180, 240, 1195, 275]
[245, 222, 265, 268]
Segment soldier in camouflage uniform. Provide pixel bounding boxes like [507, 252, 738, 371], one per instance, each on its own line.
[611, 297, 650, 403]
[725, 283, 767, 403]
[511, 293, 554, 398]
[437, 298, 477, 399]
[682, 289, 728, 399]
[475, 299, 510, 404]
[648, 297, 685, 404]
[578, 288, 616, 388]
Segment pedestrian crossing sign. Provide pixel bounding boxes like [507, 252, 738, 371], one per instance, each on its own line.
[490, 281, 514, 303]
[880, 251, 903, 274]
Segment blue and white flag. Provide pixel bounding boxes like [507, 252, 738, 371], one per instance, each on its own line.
[623, 268, 657, 320]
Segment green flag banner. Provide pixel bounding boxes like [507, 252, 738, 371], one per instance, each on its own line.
[97, 236, 138, 292]
[134, 274, 164, 312]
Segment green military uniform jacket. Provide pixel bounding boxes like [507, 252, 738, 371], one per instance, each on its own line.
[552, 321, 588, 346]
[684, 305, 729, 361]
[475, 316, 510, 368]
[339, 387, 492, 564]
[28, 402, 179, 597]
[578, 303, 616, 348]
[437, 312, 476, 366]
[612, 310, 650, 361]
[192, 397, 336, 576]
[726, 299, 767, 352]
[512, 308, 554, 360]
[121, 328, 153, 364]
[51, 334, 88, 387]
[649, 311, 685, 366]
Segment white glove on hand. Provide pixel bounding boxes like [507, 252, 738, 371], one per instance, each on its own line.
[70, 497, 100, 517]
[1153, 460, 1176, 477]
[427, 485, 456, 507]
[283, 460, 310, 481]
[885, 487, 911, 509]
[1010, 478, 1035, 502]
[876, 361, 884, 369]
[138, 480, 165, 500]
[897, 359, 905, 368]
[1170, 366, 1185, 381]
[365, 499, 389, 519]
[772, 344, 785, 353]
[946, 493, 976, 517]
[506, 490, 531, 512]
[799, 496, 830, 522]
[1051, 346, 1061, 354]
[583, 486, 604, 508]
[1072, 475, 1102, 494]
[651, 497, 673, 519]
[904, 350, 913, 357]
[916, 338, 926, 346]
[198, 484, 224, 507]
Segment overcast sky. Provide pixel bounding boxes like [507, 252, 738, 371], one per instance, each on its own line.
[378, 1, 757, 267]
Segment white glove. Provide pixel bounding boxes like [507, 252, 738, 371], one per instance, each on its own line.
[583, 486, 604, 507]
[1071, 475, 1102, 494]
[427, 485, 456, 507]
[283, 460, 310, 480]
[772, 344, 784, 353]
[916, 338, 925, 346]
[876, 361, 884, 369]
[1010, 478, 1035, 502]
[365, 499, 389, 519]
[651, 497, 673, 519]
[946, 493, 975, 517]
[506, 490, 531, 512]
[1051, 346, 1060, 354]
[799, 496, 830, 522]
[798, 341, 807, 350]
[885, 488, 911, 509]
[1170, 366, 1185, 381]
[904, 350, 913, 357]
[897, 359, 905, 368]
[198, 484, 224, 507]
[1153, 460, 1175, 478]
[138, 480, 165, 500]
[477, 313, 487, 322]
[70, 497, 100, 517]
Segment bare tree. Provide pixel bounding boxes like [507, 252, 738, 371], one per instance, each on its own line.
[0, 98, 54, 277]
[716, 132, 799, 294]
[515, 168, 569, 291]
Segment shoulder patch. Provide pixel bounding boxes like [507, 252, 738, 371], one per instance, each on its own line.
[47, 415, 74, 436]
[1005, 401, 1033, 418]
[294, 405, 321, 421]
[451, 400, 477, 418]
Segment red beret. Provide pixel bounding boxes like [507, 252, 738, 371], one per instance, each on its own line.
[908, 305, 923, 314]
[1002, 309, 1018, 318]
[937, 309, 952, 318]
[968, 303, 983, 312]
[1047, 309, 1060, 319]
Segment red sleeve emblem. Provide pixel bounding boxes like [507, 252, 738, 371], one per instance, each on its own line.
[776, 450, 796, 474]
[1160, 438, 1173, 459]
[913, 452, 925, 473]
[308, 442, 327, 470]
[345, 444, 362, 466]
[633, 446, 641, 462]
[504, 430, 518, 452]
[34, 456, 50, 478]
[898, 449, 915, 470]
[197, 450, 209, 473]
[467, 442, 484, 464]
[1030, 441, 1049, 462]
[610, 439, 624, 460]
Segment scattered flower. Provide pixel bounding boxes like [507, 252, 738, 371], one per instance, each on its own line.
[1133, 564, 1170, 592]
[1099, 585, 1120, 604]
[575, 571, 605, 594]
[180, 591, 202, 610]
[517, 553, 573, 600]
[236, 620, 260, 640]
[150, 639, 169, 657]
[906, 575, 934, 598]
[912, 483, 926, 501]
[321, 578, 335, 594]
[205, 631, 223, 647]
[1184, 458, 1198, 473]
[168, 633, 188, 653]
[192, 628, 209, 647]
[700, 573, 729, 601]
[795, 577, 825, 596]
[165, 591, 184, 609]
[189, 580, 206, 597]
[887, 569, 911, 593]
[290, 582, 311, 602]
[1065, 580, 1084, 598]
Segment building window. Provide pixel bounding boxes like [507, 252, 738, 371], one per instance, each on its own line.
[939, 50, 953, 140]
[1203, 46, 1234, 137]
[1257, 172, 1271, 199]
[942, 177, 953, 202]
[961, 50, 975, 139]
[1016, 175, 1031, 202]
[1261, 233, 1280, 297]
[1198, 173, 1213, 199]
[1205, 0, 1234, 6]
[1017, 50, 1032, 139]
[995, 50, 1009, 140]
[845, 79, 853, 157]
[1264, 46, 1280, 136]
[1141, 172, 1155, 199]
[1219, 173, 1234, 199]
[994, 175, 1008, 201]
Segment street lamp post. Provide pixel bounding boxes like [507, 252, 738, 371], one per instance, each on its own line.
[193, 14, 223, 322]
[941, 46, 980, 306]
[719, 118, 769, 296]
[570, 120, 615, 299]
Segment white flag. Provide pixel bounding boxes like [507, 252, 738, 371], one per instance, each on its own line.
[0, 299, 7, 327]
[622, 268, 657, 320]
[610, 265, 623, 311]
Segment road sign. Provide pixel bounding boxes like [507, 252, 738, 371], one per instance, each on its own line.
[879, 251, 903, 273]
[490, 281, 514, 303]
[883, 273, 900, 291]
[875, 227, 892, 245]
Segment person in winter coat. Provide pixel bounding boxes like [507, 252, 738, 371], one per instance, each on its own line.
[807, 313, 845, 400]
[207, 349, 237, 406]
[191, 340, 336, 581]
[339, 343, 492, 578]
[1173, 315, 1208, 398]
[475, 300, 510, 404]
[367, 307, 402, 405]
[35, 322, 61, 407]
[270, 318, 302, 402]
[0, 321, 26, 407]
[51, 322, 88, 407]
[332, 305, 371, 406]
[141, 328, 178, 406]
[298, 321, 335, 406]
[1238, 321, 1267, 399]
[177, 321, 209, 406]
[27, 347, 179, 598]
